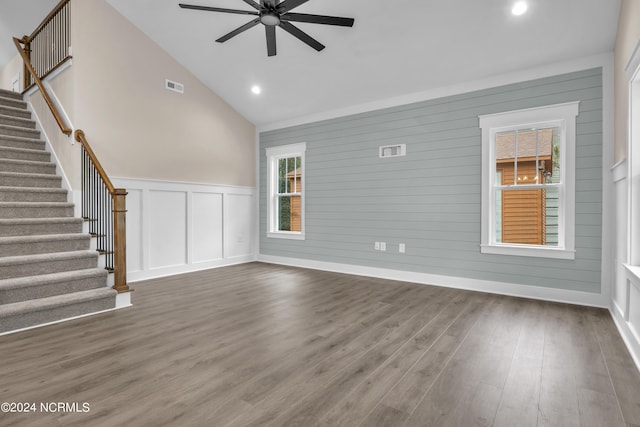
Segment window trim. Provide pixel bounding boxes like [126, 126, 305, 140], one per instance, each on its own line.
[479, 102, 579, 259]
[265, 142, 306, 240]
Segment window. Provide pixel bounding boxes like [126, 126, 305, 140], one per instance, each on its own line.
[266, 142, 306, 239]
[479, 102, 579, 259]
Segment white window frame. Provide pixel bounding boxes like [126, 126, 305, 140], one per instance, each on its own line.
[266, 142, 306, 240]
[479, 102, 579, 259]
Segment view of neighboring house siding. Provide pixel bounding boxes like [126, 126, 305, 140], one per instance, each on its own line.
[260, 68, 603, 293]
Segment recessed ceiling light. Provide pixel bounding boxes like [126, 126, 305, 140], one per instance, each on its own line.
[512, 1, 527, 15]
[251, 85, 261, 95]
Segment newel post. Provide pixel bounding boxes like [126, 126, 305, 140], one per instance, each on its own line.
[113, 188, 129, 293]
[21, 36, 31, 89]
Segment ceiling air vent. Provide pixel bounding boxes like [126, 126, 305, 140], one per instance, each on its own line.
[379, 144, 406, 158]
[165, 79, 184, 94]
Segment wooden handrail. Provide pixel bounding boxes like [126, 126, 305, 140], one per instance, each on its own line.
[13, 36, 71, 135]
[27, 0, 70, 42]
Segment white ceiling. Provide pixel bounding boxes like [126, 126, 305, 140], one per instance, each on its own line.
[0, 0, 60, 66]
[1, 1, 621, 130]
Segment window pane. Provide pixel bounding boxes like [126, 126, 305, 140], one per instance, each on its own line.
[278, 158, 288, 193]
[277, 195, 302, 232]
[277, 196, 291, 231]
[543, 127, 561, 184]
[495, 188, 558, 246]
[496, 131, 515, 185]
[515, 129, 538, 184]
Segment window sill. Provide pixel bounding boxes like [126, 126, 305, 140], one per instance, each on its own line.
[625, 264, 640, 285]
[267, 231, 305, 241]
[481, 244, 575, 260]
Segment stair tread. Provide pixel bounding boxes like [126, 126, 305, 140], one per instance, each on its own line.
[0, 158, 54, 166]
[0, 250, 98, 266]
[0, 135, 45, 144]
[0, 114, 35, 127]
[0, 186, 65, 193]
[0, 268, 107, 289]
[0, 287, 115, 318]
[0, 201, 73, 207]
[0, 90, 24, 100]
[0, 217, 82, 225]
[0, 233, 90, 244]
[0, 171, 60, 179]
[0, 105, 31, 116]
[0, 123, 38, 132]
[0, 146, 49, 155]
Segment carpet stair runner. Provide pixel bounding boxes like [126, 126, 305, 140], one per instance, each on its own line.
[0, 88, 115, 334]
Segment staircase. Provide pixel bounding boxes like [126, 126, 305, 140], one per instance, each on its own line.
[0, 88, 116, 334]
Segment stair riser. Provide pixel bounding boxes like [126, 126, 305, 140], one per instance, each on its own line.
[0, 190, 67, 203]
[0, 255, 98, 280]
[0, 148, 50, 162]
[0, 137, 45, 151]
[0, 162, 56, 175]
[0, 221, 83, 237]
[0, 174, 61, 188]
[0, 275, 107, 305]
[0, 116, 36, 129]
[0, 238, 90, 257]
[0, 205, 74, 219]
[0, 295, 114, 333]
[0, 106, 31, 120]
[0, 97, 27, 110]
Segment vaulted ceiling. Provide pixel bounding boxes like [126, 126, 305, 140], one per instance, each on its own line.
[1, 0, 621, 129]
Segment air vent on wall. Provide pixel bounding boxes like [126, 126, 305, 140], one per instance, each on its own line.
[379, 144, 406, 158]
[165, 79, 184, 94]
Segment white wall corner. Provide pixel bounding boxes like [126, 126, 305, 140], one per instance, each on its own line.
[601, 52, 615, 307]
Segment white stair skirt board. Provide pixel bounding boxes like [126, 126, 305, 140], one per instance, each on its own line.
[257, 254, 608, 308]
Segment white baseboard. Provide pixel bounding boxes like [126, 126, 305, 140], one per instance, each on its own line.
[257, 254, 608, 308]
[128, 254, 257, 283]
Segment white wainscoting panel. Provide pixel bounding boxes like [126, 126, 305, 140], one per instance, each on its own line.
[111, 178, 256, 282]
[609, 161, 640, 370]
[192, 192, 223, 263]
[629, 278, 640, 344]
[224, 194, 254, 259]
[126, 189, 143, 273]
[148, 190, 187, 269]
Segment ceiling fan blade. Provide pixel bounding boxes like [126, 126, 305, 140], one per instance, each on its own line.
[266, 26, 277, 56]
[281, 13, 354, 27]
[279, 21, 325, 52]
[179, 4, 259, 16]
[216, 18, 261, 43]
[276, 0, 309, 13]
[241, 0, 262, 10]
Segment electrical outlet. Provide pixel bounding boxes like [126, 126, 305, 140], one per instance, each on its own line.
[374, 242, 380, 251]
[399, 243, 405, 253]
[380, 242, 386, 251]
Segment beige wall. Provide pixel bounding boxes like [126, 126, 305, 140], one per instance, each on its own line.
[68, 0, 255, 187]
[614, 0, 640, 162]
[0, 54, 23, 92]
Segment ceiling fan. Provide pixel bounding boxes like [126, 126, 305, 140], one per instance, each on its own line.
[178, 0, 354, 56]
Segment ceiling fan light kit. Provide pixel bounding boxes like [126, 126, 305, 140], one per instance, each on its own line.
[179, 0, 354, 56]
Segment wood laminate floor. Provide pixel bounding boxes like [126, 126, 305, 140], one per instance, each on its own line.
[1, 262, 640, 426]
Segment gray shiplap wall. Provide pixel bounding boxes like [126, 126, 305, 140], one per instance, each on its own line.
[259, 68, 603, 293]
